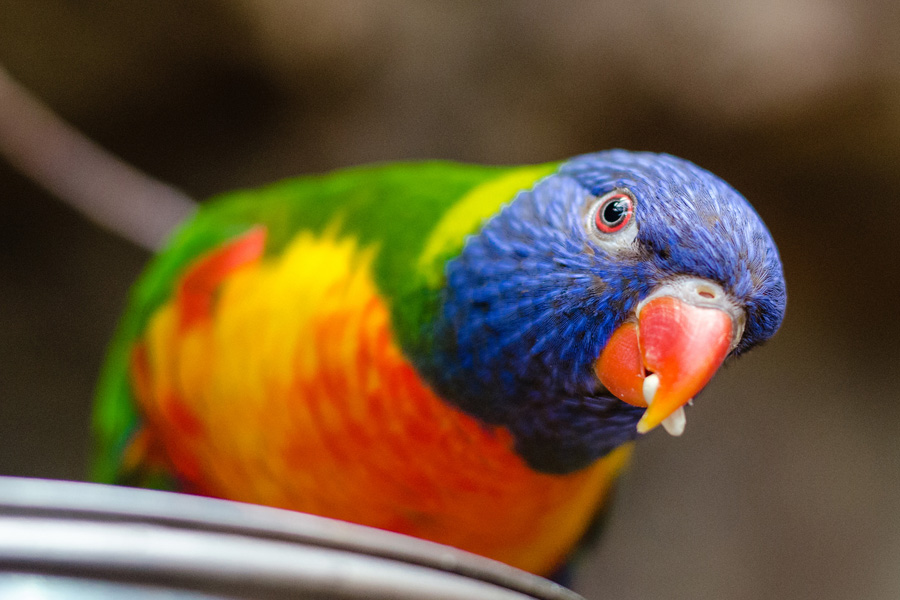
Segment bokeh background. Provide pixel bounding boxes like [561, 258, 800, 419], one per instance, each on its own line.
[2, 1, 900, 598]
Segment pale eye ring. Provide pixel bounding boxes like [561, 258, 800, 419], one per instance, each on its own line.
[594, 192, 634, 233]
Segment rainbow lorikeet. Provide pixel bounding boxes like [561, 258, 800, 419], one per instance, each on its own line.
[92, 150, 786, 577]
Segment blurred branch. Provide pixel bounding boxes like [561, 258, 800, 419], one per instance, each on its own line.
[0, 64, 195, 251]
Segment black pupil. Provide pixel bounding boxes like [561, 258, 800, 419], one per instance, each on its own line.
[602, 198, 629, 226]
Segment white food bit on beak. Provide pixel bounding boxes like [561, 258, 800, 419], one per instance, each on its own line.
[641, 373, 688, 436]
[661, 406, 686, 437]
[642, 373, 660, 406]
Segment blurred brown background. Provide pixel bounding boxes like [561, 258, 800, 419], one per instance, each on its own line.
[1, 1, 899, 598]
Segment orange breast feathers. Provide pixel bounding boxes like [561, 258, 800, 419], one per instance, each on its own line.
[128, 227, 632, 575]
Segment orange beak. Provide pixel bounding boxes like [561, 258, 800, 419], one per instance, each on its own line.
[595, 295, 734, 435]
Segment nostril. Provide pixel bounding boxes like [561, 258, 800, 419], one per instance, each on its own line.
[697, 287, 716, 299]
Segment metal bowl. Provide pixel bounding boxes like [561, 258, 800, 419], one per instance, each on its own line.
[0, 476, 582, 600]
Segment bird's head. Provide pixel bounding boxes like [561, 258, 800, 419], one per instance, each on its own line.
[425, 150, 786, 473]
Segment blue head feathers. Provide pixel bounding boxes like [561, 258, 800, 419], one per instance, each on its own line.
[419, 150, 786, 474]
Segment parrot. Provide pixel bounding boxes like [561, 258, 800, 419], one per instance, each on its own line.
[91, 150, 786, 578]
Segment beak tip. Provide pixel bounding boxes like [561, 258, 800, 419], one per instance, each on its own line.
[635, 419, 654, 435]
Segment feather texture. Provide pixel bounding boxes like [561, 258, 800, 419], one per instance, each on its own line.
[126, 227, 629, 574]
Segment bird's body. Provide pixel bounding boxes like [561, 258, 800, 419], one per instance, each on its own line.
[93, 152, 786, 576]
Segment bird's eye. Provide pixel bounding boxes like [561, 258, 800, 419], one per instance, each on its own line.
[594, 193, 634, 233]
